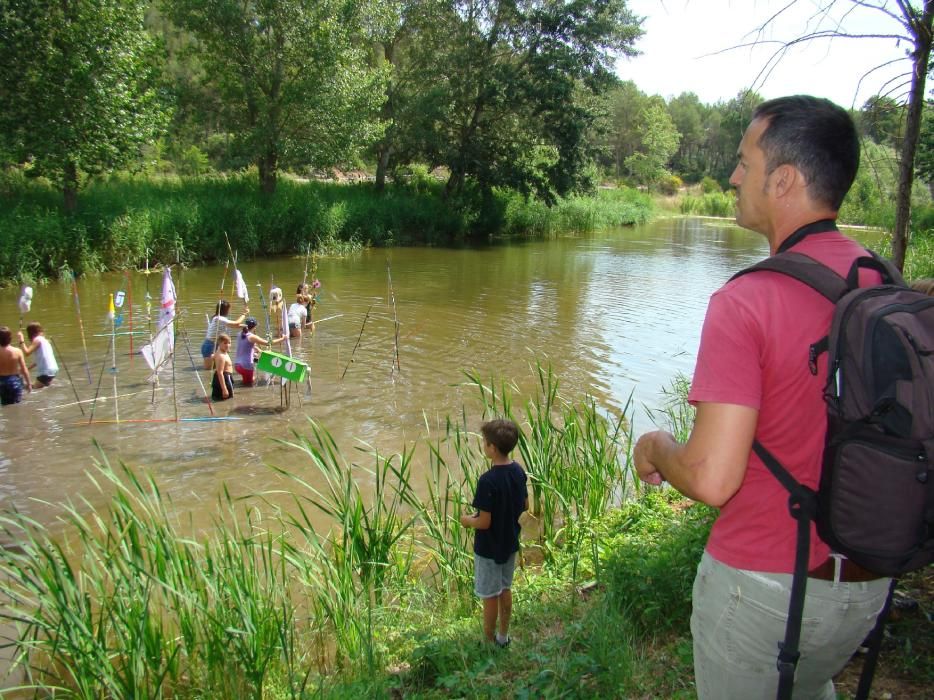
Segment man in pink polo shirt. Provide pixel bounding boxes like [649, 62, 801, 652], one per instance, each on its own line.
[634, 96, 892, 699]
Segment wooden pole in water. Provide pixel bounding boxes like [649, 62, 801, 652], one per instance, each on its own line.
[387, 258, 401, 375]
[109, 293, 119, 423]
[48, 336, 85, 416]
[178, 322, 215, 417]
[126, 270, 134, 361]
[341, 304, 373, 380]
[68, 270, 93, 384]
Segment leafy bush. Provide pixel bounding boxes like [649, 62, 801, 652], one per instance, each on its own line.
[700, 176, 721, 194]
[602, 490, 715, 635]
[657, 173, 683, 195]
[679, 191, 734, 217]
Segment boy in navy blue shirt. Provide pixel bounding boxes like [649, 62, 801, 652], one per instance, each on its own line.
[460, 419, 528, 647]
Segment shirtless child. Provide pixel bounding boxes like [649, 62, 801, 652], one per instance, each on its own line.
[211, 333, 235, 401]
[0, 326, 31, 405]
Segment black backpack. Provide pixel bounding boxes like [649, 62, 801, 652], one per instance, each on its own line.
[731, 249, 934, 700]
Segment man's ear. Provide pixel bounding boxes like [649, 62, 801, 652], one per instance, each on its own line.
[771, 163, 800, 198]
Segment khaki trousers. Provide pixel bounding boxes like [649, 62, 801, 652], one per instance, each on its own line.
[691, 551, 891, 700]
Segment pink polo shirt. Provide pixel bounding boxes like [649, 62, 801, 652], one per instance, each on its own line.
[688, 229, 881, 573]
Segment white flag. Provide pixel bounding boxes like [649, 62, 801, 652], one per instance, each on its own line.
[141, 267, 176, 375]
[234, 269, 250, 304]
[159, 267, 176, 330]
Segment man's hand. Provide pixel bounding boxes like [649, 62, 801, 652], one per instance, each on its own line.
[634, 431, 668, 485]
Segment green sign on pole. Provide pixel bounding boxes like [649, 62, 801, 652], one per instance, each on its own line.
[256, 350, 308, 383]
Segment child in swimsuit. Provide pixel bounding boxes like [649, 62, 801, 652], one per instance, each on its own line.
[234, 317, 272, 387]
[0, 326, 31, 405]
[211, 333, 235, 401]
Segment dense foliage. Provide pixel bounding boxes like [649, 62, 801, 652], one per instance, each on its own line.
[0, 169, 652, 281]
[1, 0, 933, 278]
[0, 0, 170, 211]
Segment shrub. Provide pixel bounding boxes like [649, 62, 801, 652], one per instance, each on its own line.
[602, 490, 715, 635]
[679, 191, 734, 217]
[700, 176, 721, 194]
[657, 173, 683, 195]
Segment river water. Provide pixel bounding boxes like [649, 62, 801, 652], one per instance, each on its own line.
[0, 216, 882, 535]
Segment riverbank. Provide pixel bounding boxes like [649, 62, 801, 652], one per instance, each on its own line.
[0, 170, 653, 285]
[2, 364, 929, 698]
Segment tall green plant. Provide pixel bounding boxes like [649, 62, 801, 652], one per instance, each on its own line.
[270, 420, 418, 670]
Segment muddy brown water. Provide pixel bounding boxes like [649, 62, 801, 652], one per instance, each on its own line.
[0, 217, 882, 536]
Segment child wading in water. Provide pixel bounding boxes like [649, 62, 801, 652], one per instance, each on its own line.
[0, 326, 31, 405]
[17, 322, 58, 388]
[234, 317, 272, 387]
[211, 333, 235, 401]
[460, 418, 528, 648]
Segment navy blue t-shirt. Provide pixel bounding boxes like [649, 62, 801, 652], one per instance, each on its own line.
[472, 461, 528, 564]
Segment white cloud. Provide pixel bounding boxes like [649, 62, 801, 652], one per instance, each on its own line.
[618, 0, 914, 108]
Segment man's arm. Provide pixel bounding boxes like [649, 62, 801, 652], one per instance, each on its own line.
[634, 402, 758, 507]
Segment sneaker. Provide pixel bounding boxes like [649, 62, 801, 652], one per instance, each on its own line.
[495, 635, 510, 649]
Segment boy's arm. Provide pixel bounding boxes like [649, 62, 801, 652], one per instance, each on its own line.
[460, 510, 491, 530]
[17, 351, 31, 392]
[16, 333, 37, 357]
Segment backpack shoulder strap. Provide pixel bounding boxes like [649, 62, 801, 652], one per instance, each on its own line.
[845, 250, 908, 288]
[730, 252, 850, 302]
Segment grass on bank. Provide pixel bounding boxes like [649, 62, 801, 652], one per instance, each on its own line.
[0, 169, 653, 285]
[0, 365, 930, 698]
[0, 367, 706, 699]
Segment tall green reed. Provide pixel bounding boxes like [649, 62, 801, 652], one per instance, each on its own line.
[463, 363, 634, 584]
[271, 419, 418, 671]
[413, 413, 482, 603]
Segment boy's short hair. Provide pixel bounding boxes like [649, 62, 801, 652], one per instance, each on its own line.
[26, 322, 42, 340]
[216, 333, 231, 345]
[0, 327, 10, 347]
[481, 419, 520, 455]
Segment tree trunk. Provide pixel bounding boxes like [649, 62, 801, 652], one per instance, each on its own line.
[892, 0, 934, 271]
[63, 160, 78, 213]
[375, 144, 391, 192]
[444, 167, 465, 198]
[258, 149, 278, 194]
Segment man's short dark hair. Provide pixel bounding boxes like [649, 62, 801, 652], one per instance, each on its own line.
[753, 95, 860, 211]
[481, 418, 519, 455]
[0, 327, 10, 347]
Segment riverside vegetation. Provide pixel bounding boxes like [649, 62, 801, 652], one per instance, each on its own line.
[0, 365, 691, 698]
[1, 367, 930, 698]
[0, 169, 652, 286]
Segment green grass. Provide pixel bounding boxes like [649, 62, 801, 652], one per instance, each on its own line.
[0, 367, 711, 698]
[0, 171, 653, 284]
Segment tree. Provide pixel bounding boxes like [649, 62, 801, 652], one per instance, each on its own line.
[667, 92, 706, 179]
[164, 0, 389, 193]
[601, 81, 650, 178]
[624, 98, 681, 188]
[740, 0, 934, 271]
[406, 0, 643, 203]
[368, 0, 443, 191]
[0, 0, 171, 212]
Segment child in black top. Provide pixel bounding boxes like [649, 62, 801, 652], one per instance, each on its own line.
[460, 418, 528, 647]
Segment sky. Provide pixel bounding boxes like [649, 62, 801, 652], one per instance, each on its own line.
[617, 0, 915, 108]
